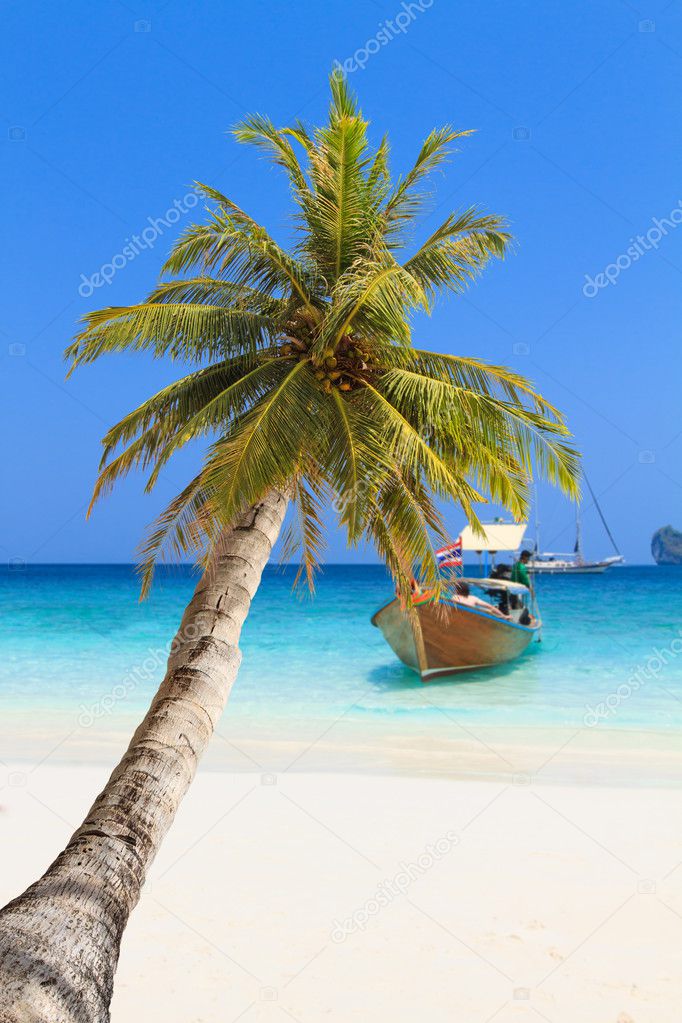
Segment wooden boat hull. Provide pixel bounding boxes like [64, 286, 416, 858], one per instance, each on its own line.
[371, 598, 539, 680]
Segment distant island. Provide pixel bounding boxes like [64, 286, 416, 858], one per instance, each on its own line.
[651, 525, 682, 564]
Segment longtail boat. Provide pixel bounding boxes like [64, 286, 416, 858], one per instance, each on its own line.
[371, 522, 541, 681]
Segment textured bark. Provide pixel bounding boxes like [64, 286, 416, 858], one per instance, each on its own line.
[0, 490, 288, 1023]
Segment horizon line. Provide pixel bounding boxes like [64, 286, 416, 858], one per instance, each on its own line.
[2, 561, 656, 568]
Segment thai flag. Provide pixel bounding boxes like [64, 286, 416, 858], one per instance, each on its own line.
[436, 537, 463, 569]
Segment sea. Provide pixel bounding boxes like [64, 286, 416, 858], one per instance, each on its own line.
[1, 564, 681, 744]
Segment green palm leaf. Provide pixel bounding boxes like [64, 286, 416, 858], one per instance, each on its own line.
[383, 126, 473, 239]
[279, 472, 328, 590]
[67, 302, 274, 370]
[404, 208, 511, 299]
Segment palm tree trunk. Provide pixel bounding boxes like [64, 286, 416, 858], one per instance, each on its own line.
[0, 489, 288, 1023]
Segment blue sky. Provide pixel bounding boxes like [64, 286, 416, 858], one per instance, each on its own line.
[1, 0, 681, 566]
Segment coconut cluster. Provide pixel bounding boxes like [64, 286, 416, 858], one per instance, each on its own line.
[279, 322, 376, 393]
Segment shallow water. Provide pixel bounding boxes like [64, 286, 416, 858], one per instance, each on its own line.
[1, 564, 681, 736]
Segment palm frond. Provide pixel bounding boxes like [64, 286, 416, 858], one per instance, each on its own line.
[383, 127, 474, 238]
[379, 365, 580, 503]
[233, 114, 309, 192]
[97, 358, 249, 463]
[138, 471, 217, 598]
[279, 472, 328, 590]
[313, 257, 426, 357]
[412, 350, 572, 430]
[66, 302, 274, 371]
[359, 379, 485, 522]
[145, 276, 285, 316]
[304, 112, 371, 281]
[323, 388, 391, 541]
[95, 358, 290, 507]
[199, 360, 326, 530]
[404, 208, 510, 300]
[164, 185, 320, 311]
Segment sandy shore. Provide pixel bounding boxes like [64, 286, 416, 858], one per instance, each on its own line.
[2, 762, 682, 1021]
[2, 706, 682, 785]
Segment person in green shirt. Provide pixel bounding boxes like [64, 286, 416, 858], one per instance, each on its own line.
[511, 550, 532, 588]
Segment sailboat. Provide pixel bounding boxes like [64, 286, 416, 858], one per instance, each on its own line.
[527, 476, 624, 575]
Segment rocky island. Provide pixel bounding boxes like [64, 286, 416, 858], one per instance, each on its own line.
[651, 525, 682, 564]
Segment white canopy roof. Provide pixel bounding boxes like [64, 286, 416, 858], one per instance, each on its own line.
[459, 521, 527, 553]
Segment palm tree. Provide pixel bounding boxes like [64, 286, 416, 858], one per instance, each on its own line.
[0, 76, 579, 1022]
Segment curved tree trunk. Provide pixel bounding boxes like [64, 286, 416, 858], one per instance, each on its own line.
[0, 489, 288, 1023]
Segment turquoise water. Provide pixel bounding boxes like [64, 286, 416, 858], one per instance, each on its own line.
[1, 564, 681, 733]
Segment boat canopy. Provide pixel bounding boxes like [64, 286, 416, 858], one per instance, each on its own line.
[459, 521, 527, 553]
[459, 576, 530, 596]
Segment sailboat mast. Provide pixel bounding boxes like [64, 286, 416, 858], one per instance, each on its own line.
[575, 503, 583, 563]
[584, 474, 622, 557]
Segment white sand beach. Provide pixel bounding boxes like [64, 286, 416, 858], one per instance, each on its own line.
[2, 758, 682, 1022]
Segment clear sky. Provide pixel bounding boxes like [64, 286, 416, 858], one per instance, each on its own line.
[2, 0, 681, 566]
